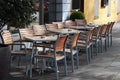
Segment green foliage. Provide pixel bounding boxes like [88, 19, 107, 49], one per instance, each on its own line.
[0, 0, 37, 29]
[70, 11, 85, 21]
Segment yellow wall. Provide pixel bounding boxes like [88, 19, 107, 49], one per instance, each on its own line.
[84, 0, 120, 24]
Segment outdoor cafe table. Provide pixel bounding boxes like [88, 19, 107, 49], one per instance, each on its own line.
[24, 35, 58, 42]
[24, 35, 58, 72]
[65, 26, 94, 30]
[48, 28, 81, 34]
[24, 35, 58, 55]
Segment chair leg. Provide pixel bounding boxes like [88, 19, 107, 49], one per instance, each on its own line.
[63, 53, 67, 76]
[25, 54, 28, 76]
[76, 47, 79, 69]
[96, 41, 99, 54]
[91, 44, 93, 56]
[86, 47, 89, 64]
[105, 38, 107, 51]
[30, 56, 33, 79]
[98, 41, 100, 53]
[54, 59, 59, 80]
[71, 53, 74, 72]
[89, 46, 92, 63]
[18, 56, 21, 66]
[30, 46, 36, 79]
[100, 39, 103, 53]
[108, 35, 110, 47]
[110, 34, 112, 46]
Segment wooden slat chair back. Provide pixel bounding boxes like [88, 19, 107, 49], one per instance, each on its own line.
[45, 24, 58, 30]
[89, 28, 94, 40]
[19, 28, 34, 40]
[109, 22, 115, 31]
[33, 25, 46, 36]
[52, 22, 65, 29]
[93, 26, 101, 38]
[101, 24, 108, 36]
[72, 33, 80, 47]
[75, 19, 87, 26]
[86, 28, 94, 44]
[1, 30, 13, 44]
[56, 35, 68, 52]
[65, 20, 77, 26]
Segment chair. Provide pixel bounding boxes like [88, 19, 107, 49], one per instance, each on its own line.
[18, 28, 34, 49]
[33, 24, 56, 53]
[45, 24, 58, 35]
[45, 23, 58, 30]
[99, 24, 108, 52]
[91, 26, 101, 54]
[65, 20, 77, 27]
[77, 28, 94, 64]
[19, 27, 34, 41]
[75, 19, 87, 26]
[65, 33, 80, 72]
[30, 35, 68, 80]
[33, 25, 46, 36]
[52, 22, 65, 29]
[0, 30, 31, 76]
[107, 22, 115, 46]
[19, 27, 46, 53]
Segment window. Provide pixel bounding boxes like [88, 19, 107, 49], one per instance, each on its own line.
[94, 0, 99, 19]
[72, 0, 84, 12]
[101, 0, 108, 8]
[72, 0, 80, 9]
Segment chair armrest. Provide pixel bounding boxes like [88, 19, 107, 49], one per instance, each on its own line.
[14, 40, 33, 42]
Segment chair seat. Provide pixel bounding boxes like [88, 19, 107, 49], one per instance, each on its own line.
[77, 42, 92, 48]
[11, 49, 32, 55]
[65, 48, 77, 55]
[77, 43, 86, 47]
[78, 40, 86, 44]
[35, 52, 65, 61]
[92, 37, 100, 42]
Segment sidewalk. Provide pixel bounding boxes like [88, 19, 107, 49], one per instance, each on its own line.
[61, 22, 120, 80]
[9, 22, 120, 80]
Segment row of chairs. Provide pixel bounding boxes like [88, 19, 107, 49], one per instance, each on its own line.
[0, 29, 80, 80]
[30, 21, 115, 79]
[0, 21, 115, 80]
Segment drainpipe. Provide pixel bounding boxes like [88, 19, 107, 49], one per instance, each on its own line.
[39, 0, 44, 25]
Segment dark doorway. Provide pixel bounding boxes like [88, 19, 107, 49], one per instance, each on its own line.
[72, 0, 84, 12]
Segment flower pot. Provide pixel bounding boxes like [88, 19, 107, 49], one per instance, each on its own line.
[0, 44, 11, 80]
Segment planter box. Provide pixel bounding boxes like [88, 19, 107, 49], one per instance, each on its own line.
[0, 44, 11, 80]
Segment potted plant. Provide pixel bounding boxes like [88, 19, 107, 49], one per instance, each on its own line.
[0, 0, 37, 79]
[0, 44, 10, 80]
[70, 10, 85, 21]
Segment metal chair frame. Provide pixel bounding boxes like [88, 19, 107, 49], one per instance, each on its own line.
[30, 35, 68, 80]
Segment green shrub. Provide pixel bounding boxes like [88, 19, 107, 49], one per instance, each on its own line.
[0, 0, 37, 29]
[70, 11, 85, 21]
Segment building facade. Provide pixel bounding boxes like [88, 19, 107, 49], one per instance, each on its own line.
[38, 0, 120, 24]
[84, 0, 120, 24]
